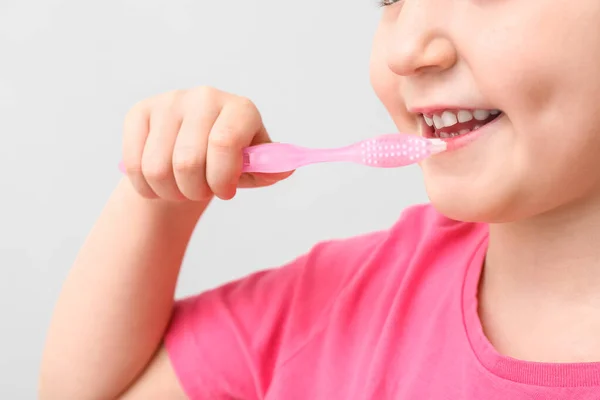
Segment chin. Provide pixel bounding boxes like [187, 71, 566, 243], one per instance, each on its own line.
[421, 166, 527, 224]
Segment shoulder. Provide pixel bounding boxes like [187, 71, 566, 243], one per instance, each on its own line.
[288, 202, 487, 324]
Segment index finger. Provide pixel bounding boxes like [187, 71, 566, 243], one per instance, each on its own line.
[205, 97, 269, 199]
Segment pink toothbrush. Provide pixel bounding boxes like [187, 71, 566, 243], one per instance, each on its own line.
[118, 134, 446, 174]
[240, 134, 447, 173]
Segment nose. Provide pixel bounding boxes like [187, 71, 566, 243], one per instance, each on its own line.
[385, 2, 457, 76]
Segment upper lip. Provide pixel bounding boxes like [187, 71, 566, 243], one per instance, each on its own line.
[408, 105, 499, 116]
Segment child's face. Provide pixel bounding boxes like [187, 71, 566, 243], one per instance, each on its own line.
[370, 0, 600, 222]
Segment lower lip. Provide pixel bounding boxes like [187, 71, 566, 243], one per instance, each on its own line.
[428, 114, 504, 152]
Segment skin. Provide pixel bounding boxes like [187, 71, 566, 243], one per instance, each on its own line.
[371, 0, 600, 361]
[39, 0, 600, 398]
[39, 89, 292, 399]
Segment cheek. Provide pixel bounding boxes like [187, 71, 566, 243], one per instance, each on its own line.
[463, 2, 600, 186]
[369, 44, 414, 132]
[467, 1, 600, 133]
[369, 43, 396, 110]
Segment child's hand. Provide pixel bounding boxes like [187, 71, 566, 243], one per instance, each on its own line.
[121, 86, 293, 202]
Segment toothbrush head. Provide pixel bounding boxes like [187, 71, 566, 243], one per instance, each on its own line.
[353, 134, 446, 168]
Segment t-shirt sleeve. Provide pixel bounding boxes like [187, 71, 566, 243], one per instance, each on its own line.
[163, 234, 382, 400]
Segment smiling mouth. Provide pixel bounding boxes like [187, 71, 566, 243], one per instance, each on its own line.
[420, 109, 503, 139]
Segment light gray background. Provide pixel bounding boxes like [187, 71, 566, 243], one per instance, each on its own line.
[0, 1, 427, 397]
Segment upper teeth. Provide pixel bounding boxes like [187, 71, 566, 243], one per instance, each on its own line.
[423, 109, 500, 129]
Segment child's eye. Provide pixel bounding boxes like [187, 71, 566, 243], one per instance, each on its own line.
[377, 0, 402, 7]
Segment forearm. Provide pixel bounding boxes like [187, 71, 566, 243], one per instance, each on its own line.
[39, 178, 209, 399]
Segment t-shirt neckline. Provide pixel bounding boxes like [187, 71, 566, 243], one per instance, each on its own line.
[462, 228, 600, 387]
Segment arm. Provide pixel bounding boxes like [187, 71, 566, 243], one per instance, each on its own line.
[39, 87, 290, 399]
[39, 178, 205, 399]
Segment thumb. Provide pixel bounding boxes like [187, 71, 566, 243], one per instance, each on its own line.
[238, 170, 294, 188]
[237, 125, 295, 188]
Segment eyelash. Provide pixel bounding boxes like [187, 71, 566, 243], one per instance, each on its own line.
[377, 0, 401, 7]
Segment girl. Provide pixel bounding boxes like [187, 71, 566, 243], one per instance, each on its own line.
[39, 0, 600, 399]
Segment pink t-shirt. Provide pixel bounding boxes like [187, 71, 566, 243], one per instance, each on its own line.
[165, 204, 600, 399]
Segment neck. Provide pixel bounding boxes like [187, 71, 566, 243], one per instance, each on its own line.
[486, 195, 600, 299]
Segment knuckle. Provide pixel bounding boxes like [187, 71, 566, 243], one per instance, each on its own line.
[123, 160, 143, 175]
[173, 144, 206, 172]
[234, 96, 256, 112]
[234, 97, 261, 123]
[182, 86, 221, 115]
[208, 127, 239, 150]
[192, 85, 218, 102]
[124, 101, 147, 129]
[172, 154, 204, 174]
[234, 96, 262, 127]
[128, 98, 148, 114]
[164, 89, 184, 103]
[141, 159, 172, 182]
[125, 105, 140, 123]
[160, 90, 185, 113]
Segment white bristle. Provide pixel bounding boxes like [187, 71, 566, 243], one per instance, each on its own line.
[427, 138, 448, 153]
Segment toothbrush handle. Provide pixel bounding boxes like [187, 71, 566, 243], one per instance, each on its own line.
[116, 144, 347, 175]
[242, 143, 308, 173]
[241, 143, 346, 173]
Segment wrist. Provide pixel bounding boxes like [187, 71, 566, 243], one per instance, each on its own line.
[114, 177, 210, 232]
